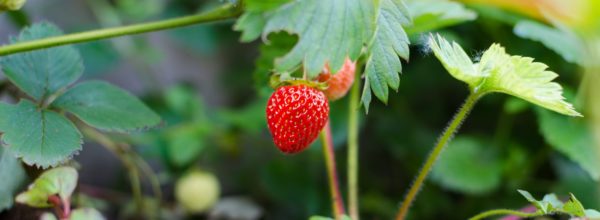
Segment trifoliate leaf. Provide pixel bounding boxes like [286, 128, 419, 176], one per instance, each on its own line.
[431, 137, 502, 195]
[70, 208, 106, 220]
[0, 146, 27, 211]
[405, 0, 476, 35]
[537, 108, 599, 180]
[428, 34, 581, 117]
[0, 22, 83, 101]
[0, 0, 26, 11]
[53, 81, 161, 133]
[16, 167, 78, 208]
[514, 20, 584, 65]
[0, 101, 82, 167]
[361, 0, 411, 109]
[263, 0, 376, 76]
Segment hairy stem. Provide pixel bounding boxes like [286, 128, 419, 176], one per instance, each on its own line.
[0, 3, 242, 56]
[468, 209, 539, 220]
[321, 121, 347, 219]
[396, 92, 482, 220]
[347, 67, 361, 220]
[81, 126, 145, 216]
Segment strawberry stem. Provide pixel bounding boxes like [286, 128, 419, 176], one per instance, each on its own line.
[396, 92, 483, 220]
[468, 209, 539, 220]
[347, 65, 361, 220]
[321, 121, 347, 219]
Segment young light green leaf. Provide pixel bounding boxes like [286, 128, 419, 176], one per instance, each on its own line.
[517, 190, 593, 217]
[428, 34, 581, 117]
[53, 81, 161, 133]
[537, 108, 599, 180]
[0, 101, 82, 167]
[514, 20, 584, 65]
[0, 146, 27, 211]
[40, 213, 58, 220]
[0, 22, 83, 101]
[405, 0, 476, 35]
[16, 167, 78, 207]
[70, 208, 106, 220]
[361, 0, 411, 109]
[431, 137, 502, 195]
[263, 0, 375, 76]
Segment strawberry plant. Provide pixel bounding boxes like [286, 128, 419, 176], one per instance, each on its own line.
[1, 0, 599, 219]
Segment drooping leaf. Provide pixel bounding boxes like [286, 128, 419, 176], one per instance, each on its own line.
[262, 0, 376, 76]
[431, 137, 502, 194]
[0, 22, 83, 101]
[537, 108, 599, 180]
[0, 146, 27, 211]
[53, 81, 161, 133]
[0, 101, 82, 167]
[70, 208, 106, 220]
[16, 167, 78, 207]
[428, 34, 581, 117]
[405, 0, 476, 35]
[514, 20, 584, 65]
[361, 0, 411, 109]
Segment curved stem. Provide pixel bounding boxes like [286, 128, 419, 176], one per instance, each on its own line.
[321, 121, 347, 219]
[0, 3, 242, 56]
[347, 66, 361, 220]
[396, 92, 482, 220]
[468, 209, 539, 220]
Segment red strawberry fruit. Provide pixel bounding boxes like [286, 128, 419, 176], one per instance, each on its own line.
[317, 59, 356, 101]
[266, 84, 330, 153]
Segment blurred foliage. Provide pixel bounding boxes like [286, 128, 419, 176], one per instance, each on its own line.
[1, 0, 600, 219]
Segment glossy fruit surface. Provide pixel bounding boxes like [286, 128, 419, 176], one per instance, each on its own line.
[266, 84, 329, 153]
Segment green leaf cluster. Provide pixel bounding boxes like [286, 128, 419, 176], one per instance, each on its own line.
[428, 34, 581, 117]
[0, 22, 161, 167]
[518, 190, 600, 218]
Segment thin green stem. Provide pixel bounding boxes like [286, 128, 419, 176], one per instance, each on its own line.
[468, 209, 539, 220]
[396, 92, 482, 220]
[0, 3, 242, 56]
[321, 121, 347, 219]
[80, 126, 145, 216]
[347, 65, 361, 220]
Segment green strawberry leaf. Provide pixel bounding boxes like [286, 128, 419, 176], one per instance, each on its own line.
[517, 190, 592, 217]
[233, 0, 290, 42]
[70, 208, 106, 220]
[514, 20, 584, 66]
[262, 0, 376, 77]
[431, 137, 502, 195]
[0, 100, 82, 167]
[53, 81, 161, 133]
[428, 34, 581, 117]
[405, 0, 477, 35]
[361, 0, 411, 110]
[536, 108, 599, 180]
[0, 22, 83, 101]
[16, 166, 78, 207]
[0, 146, 27, 211]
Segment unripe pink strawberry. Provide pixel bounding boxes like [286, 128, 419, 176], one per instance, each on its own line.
[317, 59, 356, 101]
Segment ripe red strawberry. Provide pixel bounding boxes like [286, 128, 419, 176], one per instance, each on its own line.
[317, 59, 356, 101]
[266, 84, 330, 153]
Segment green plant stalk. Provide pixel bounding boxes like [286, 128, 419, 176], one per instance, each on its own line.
[81, 126, 145, 216]
[321, 122, 347, 219]
[0, 3, 242, 56]
[347, 66, 361, 220]
[396, 92, 482, 220]
[468, 209, 539, 220]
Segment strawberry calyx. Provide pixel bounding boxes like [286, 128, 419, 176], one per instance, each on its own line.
[269, 73, 328, 91]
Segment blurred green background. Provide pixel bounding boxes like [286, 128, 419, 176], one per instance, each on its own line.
[1, 0, 599, 219]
